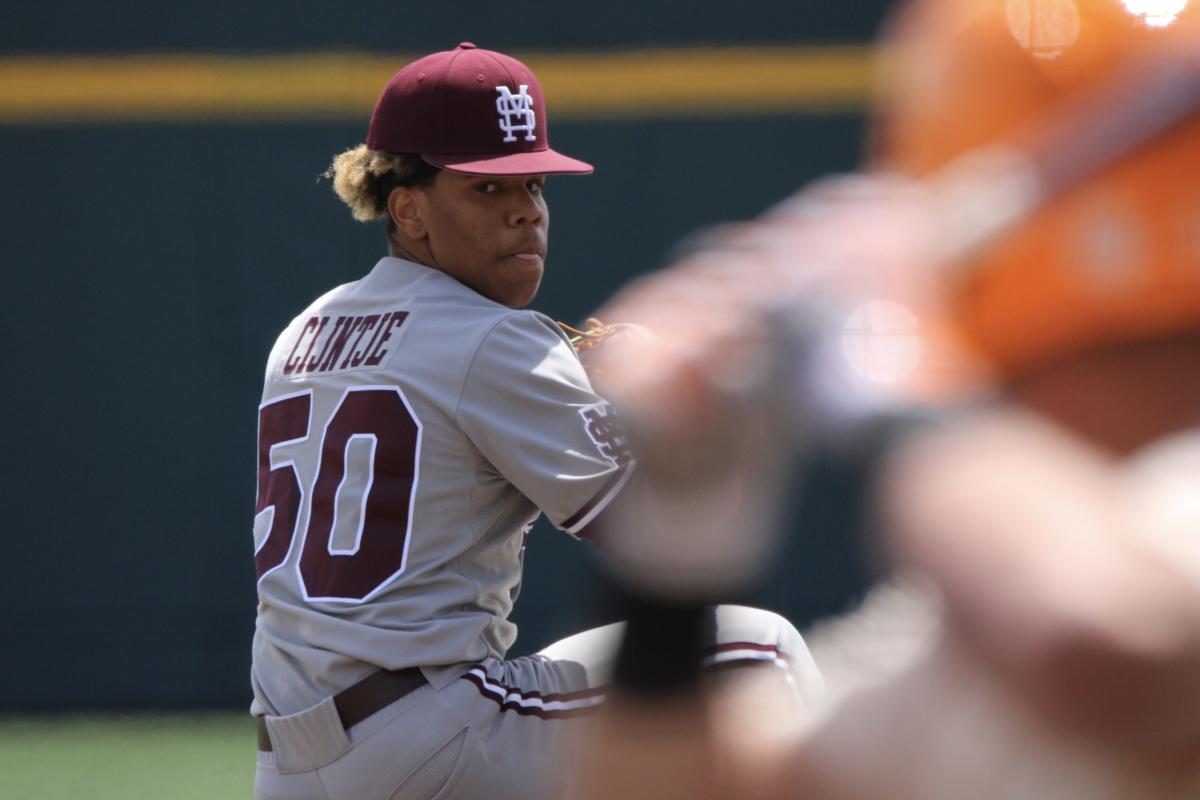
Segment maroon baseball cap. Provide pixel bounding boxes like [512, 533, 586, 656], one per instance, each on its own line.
[366, 42, 593, 176]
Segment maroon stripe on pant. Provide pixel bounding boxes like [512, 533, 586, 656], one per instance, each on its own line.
[461, 641, 788, 719]
[462, 671, 604, 719]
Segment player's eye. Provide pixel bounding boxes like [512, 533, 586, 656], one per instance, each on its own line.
[474, 182, 498, 194]
[526, 178, 545, 194]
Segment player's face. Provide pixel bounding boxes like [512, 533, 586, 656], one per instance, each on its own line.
[419, 172, 549, 308]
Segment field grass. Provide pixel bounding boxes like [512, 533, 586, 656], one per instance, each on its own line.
[0, 713, 254, 800]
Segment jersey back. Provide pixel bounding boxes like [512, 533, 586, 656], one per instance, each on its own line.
[250, 257, 630, 716]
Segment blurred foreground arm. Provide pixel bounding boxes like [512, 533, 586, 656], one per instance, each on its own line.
[883, 413, 1200, 771]
[785, 412, 1200, 800]
[570, 173, 1200, 798]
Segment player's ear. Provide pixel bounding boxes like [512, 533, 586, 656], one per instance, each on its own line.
[387, 186, 427, 240]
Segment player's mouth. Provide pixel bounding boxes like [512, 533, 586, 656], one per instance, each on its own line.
[504, 236, 547, 257]
[503, 240, 547, 263]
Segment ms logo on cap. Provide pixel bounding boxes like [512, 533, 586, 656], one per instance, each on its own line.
[496, 85, 537, 143]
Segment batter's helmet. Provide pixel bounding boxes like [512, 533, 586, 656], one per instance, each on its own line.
[874, 0, 1200, 377]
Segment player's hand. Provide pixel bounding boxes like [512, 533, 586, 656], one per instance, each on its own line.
[585, 250, 795, 598]
[591, 172, 984, 447]
[586, 173, 978, 599]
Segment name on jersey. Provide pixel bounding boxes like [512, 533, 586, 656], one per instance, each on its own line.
[282, 311, 409, 377]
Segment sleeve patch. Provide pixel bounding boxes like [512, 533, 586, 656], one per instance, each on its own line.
[579, 401, 633, 467]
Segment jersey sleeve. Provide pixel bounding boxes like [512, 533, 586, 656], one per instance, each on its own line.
[455, 312, 634, 536]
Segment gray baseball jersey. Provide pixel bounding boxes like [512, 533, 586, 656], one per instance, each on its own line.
[250, 256, 632, 717]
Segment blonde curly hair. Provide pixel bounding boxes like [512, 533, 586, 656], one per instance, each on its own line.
[324, 145, 440, 223]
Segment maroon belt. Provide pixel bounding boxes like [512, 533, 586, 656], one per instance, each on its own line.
[256, 667, 428, 752]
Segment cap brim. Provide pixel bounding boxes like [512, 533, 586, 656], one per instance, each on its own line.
[422, 149, 593, 176]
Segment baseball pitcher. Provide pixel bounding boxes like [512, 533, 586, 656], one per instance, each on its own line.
[249, 43, 822, 800]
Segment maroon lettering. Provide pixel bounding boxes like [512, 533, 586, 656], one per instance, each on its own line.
[300, 388, 420, 600]
[365, 312, 409, 367]
[283, 318, 319, 375]
[254, 392, 312, 579]
[300, 317, 330, 374]
[317, 316, 359, 373]
[356, 312, 391, 366]
[343, 314, 380, 369]
[307, 316, 344, 374]
[281, 311, 409, 376]
[253, 387, 420, 600]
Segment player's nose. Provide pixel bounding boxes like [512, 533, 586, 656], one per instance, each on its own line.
[508, 188, 545, 227]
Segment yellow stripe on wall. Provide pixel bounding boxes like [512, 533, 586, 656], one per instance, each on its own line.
[0, 45, 873, 123]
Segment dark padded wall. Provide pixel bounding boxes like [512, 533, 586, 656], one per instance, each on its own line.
[2, 1, 894, 710]
[2, 2, 891, 52]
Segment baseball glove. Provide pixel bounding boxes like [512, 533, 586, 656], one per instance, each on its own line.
[559, 317, 627, 354]
[560, 317, 654, 388]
